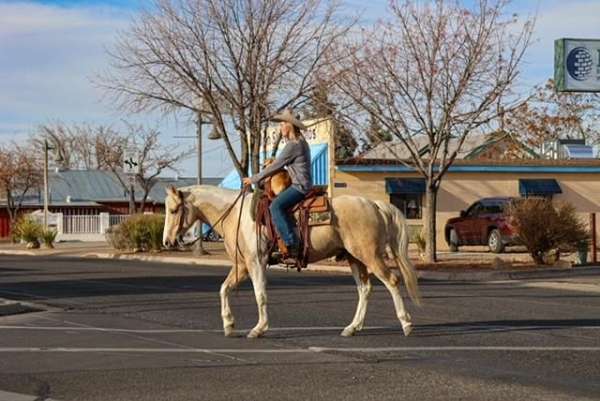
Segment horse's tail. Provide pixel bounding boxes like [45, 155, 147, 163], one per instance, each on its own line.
[384, 203, 422, 306]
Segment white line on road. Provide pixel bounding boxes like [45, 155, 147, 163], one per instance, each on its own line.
[0, 325, 387, 333]
[1, 324, 599, 333]
[0, 346, 600, 354]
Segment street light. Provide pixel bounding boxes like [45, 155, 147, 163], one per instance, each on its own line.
[42, 133, 64, 229]
[174, 101, 214, 255]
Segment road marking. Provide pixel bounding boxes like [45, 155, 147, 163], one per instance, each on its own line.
[0, 325, 389, 333]
[1, 324, 599, 333]
[0, 346, 600, 354]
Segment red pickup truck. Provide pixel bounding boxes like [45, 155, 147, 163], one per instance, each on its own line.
[444, 197, 518, 253]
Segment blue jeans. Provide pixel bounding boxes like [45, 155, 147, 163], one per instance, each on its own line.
[269, 186, 305, 247]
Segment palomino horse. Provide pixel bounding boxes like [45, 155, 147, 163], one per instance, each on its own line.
[163, 185, 421, 338]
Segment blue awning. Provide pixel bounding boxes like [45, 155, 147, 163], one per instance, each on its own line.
[519, 179, 562, 196]
[219, 143, 329, 190]
[385, 178, 426, 194]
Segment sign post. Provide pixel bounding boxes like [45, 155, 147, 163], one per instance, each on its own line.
[123, 148, 138, 214]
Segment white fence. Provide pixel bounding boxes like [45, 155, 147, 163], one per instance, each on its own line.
[63, 215, 101, 234]
[30, 212, 133, 241]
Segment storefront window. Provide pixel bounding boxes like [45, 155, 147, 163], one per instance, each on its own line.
[390, 194, 422, 219]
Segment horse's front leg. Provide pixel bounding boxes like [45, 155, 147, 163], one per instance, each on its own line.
[247, 259, 269, 338]
[342, 257, 372, 337]
[220, 264, 248, 337]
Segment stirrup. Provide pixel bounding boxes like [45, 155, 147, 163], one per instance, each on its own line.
[267, 251, 283, 265]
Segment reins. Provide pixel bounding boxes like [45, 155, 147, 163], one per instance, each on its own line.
[184, 187, 248, 247]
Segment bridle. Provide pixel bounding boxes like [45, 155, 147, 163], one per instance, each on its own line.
[170, 187, 250, 286]
[171, 187, 249, 248]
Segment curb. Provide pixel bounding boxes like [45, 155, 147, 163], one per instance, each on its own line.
[417, 266, 600, 281]
[3, 249, 600, 281]
[0, 299, 45, 317]
[82, 252, 350, 273]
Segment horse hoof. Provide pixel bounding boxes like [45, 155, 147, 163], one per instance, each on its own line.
[247, 329, 264, 339]
[224, 327, 235, 337]
[402, 322, 413, 337]
[341, 327, 356, 337]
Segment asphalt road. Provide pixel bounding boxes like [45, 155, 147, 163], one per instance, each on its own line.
[0, 256, 599, 401]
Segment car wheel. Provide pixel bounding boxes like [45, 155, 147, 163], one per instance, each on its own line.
[449, 229, 459, 252]
[488, 229, 504, 253]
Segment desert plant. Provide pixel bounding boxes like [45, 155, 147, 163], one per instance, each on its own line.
[106, 214, 165, 252]
[40, 229, 58, 249]
[105, 224, 129, 250]
[506, 198, 589, 264]
[145, 214, 165, 252]
[415, 231, 427, 261]
[12, 216, 42, 248]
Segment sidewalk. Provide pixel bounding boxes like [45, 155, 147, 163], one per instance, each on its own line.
[1, 241, 599, 281]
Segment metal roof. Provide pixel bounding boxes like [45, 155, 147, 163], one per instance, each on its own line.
[0, 170, 221, 207]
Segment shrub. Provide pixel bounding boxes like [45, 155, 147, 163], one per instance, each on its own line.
[106, 214, 165, 252]
[414, 230, 426, 259]
[506, 198, 589, 264]
[12, 216, 43, 247]
[40, 229, 58, 248]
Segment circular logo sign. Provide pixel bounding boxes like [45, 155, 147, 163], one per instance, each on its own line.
[567, 47, 593, 81]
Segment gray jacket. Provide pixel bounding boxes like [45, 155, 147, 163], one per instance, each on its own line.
[250, 138, 312, 193]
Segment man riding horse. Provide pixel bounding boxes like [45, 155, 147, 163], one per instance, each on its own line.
[242, 108, 311, 264]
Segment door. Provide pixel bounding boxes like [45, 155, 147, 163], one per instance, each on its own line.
[453, 202, 483, 245]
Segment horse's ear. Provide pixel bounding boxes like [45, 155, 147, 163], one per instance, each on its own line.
[166, 186, 177, 197]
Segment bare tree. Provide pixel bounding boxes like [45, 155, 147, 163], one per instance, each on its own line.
[96, 123, 191, 214]
[0, 144, 43, 233]
[505, 78, 600, 151]
[331, 0, 533, 262]
[35, 122, 108, 170]
[127, 123, 193, 212]
[98, 0, 353, 181]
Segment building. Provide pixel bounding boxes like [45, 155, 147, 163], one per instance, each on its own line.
[0, 170, 221, 238]
[215, 117, 600, 251]
[333, 157, 600, 250]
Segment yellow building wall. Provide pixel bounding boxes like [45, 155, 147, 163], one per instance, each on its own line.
[333, 170, 600, 250]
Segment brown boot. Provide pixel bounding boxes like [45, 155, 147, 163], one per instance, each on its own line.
[282, 243, 300, 265]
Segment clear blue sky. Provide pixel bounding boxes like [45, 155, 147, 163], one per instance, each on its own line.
[1, 0, 600, 177]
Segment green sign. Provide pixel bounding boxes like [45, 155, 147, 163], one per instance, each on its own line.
[555, 38, 600, 92]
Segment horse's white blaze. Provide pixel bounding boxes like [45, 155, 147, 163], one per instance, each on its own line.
[163, 185, 421, 338]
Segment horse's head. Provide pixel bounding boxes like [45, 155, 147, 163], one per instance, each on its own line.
[163, 186, 197, 248]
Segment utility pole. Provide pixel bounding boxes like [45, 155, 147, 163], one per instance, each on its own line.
[173, 104, 219, 254]
[194, 110, 208, 256]
[43, 140, 49, 229]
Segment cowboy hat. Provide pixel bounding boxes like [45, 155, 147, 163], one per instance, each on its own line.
[269, 108, 306, 131]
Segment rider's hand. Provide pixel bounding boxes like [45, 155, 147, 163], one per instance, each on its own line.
[242, 177, 252, 187]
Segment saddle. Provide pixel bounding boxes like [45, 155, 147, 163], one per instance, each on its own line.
[254, 168, 330, 270]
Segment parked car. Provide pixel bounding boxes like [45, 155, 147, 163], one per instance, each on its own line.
[444, 197, 518, 253]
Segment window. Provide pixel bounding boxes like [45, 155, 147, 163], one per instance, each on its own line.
[466, 202, 483, 217]
[390, 193, 422, 219]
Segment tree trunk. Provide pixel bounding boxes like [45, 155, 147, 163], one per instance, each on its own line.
[425, 184, 439, 263]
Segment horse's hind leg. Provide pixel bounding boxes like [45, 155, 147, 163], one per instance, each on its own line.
[367, 257, 413, 336]
[342, 256, 372, 337]
[220, 263, 249, 337]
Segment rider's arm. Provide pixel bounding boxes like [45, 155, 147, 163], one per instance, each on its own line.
[250, 142, 296, 185]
